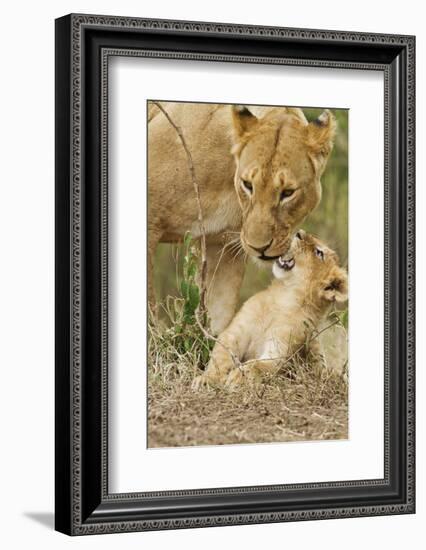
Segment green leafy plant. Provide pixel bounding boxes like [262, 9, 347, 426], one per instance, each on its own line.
[179, 232, 201, 325]
[150, 233, 213, 371]
[334, 308, 348, 330]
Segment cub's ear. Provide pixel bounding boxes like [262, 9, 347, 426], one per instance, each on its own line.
[305, 109, 337, 175]
[231, 105, 258, 139]
[321, 267, 348, 303]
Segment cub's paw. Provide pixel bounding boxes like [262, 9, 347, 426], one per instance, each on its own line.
[224, 368, 244, 391]
[191, 374, 219, 391]
[225, 365, 263, 390]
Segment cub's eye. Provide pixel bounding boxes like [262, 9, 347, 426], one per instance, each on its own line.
[241, 180, 253, 194]
[280, 189, 295, 201]
[315, 248, 324, 260]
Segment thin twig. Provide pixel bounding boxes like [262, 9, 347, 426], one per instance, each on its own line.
[152, 101, 208, 319]
[194, 315, 242, 368]
[153, 103, 242, 371]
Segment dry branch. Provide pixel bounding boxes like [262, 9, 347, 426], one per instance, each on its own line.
[152, 101, 208, 320]
[152, 101, 243, 370]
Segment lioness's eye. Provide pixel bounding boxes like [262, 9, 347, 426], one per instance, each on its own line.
[241, 180, 253, 193]
[280, 189, 295, 201]
[315, 248, 324, 260]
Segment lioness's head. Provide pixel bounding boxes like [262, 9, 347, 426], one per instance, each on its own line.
[231, 105, 336, 261]
[273, 230, 348, 306]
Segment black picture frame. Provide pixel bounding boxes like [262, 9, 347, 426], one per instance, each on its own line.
[55, 13, 415, 535]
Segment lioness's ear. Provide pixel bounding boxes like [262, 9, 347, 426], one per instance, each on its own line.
[305, 110, 337, 175]
[232, 105, 258, 139]
[321, 267, 348, 303]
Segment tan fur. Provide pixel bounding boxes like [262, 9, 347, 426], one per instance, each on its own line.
[192, 231, 348, 389]
[148, 102, 336, 333]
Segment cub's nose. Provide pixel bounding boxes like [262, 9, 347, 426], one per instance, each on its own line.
[246, 239, 273, 254]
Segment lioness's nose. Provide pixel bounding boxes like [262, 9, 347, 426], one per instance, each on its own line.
[246, 239, 273, 254]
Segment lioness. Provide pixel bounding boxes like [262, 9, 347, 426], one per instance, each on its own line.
[192, 230, 348, 390]
[148, 102, 336, 333]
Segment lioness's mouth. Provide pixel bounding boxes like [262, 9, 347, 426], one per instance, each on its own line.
[258, 253, 281, 261]
[276, 256, 295, 271]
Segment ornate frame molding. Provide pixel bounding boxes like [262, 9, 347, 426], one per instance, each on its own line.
[55, 14, 415, 535]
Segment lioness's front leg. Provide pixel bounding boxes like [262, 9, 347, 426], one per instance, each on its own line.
[147, 226, 162, 321]
[204, 240, 245, 335]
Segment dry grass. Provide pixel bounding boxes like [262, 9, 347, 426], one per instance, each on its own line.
[148, 321, 348, 448]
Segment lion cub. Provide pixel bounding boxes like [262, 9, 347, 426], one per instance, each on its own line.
[192, 230, 348, 390]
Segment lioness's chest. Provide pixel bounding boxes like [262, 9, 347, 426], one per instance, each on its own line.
[189, 191, 242, 238]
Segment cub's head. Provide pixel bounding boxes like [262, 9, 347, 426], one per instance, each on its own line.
[273, 230, 348, 306]
[232, 105, 336, 262]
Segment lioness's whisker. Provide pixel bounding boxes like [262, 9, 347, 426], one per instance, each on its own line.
[221, 237, 241, 255]
[231, 245, 245, 263]
[225, 241, 243, 258]
[230, 243, 243, 256]
[206, 236, 244, 294]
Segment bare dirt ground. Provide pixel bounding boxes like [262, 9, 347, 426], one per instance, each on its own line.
[148, 326, 348, 448]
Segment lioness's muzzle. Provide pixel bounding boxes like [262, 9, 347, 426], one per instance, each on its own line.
[258, 253, 282, 261]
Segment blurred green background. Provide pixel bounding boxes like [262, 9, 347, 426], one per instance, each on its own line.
[154, 107, 348, 306]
